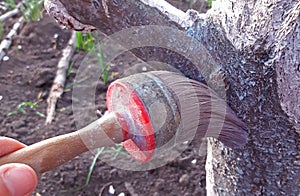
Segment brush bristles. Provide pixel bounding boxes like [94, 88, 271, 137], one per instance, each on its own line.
[152, 71, 248, 149]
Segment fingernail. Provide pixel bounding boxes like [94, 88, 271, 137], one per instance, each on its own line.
[3, 164, 37, 196]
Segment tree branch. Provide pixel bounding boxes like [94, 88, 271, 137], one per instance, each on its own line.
[46, 30, 76, 124]
[0, 17, 24, 61]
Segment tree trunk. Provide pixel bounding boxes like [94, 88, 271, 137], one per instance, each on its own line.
[45, 0, 300, 194]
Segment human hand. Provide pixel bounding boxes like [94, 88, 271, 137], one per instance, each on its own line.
[0, 137, 37, 196]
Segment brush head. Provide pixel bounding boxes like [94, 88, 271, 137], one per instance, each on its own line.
[106, 71, 248, 162]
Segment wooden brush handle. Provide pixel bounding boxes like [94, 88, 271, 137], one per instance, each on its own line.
[0, 113, 123, 174]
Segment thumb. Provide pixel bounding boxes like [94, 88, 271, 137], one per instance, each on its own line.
[0, 163, 37, 196]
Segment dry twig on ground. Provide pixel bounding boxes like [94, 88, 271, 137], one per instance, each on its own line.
[124, 182, 138, 196]
[0, 7, 19, 22]
[46, 30, 76, 124]
[0, 1, 26, 22]
[0, 16, 24, 61]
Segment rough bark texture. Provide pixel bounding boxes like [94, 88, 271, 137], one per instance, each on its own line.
[206, 1, 300, 194]
[45, 0, 300, 195]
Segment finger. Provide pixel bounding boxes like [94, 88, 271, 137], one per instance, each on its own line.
[0, 137, 26, 157]
[0, 163, 37, 196]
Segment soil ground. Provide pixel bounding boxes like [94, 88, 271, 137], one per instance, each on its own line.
[0, 1, 210, 195]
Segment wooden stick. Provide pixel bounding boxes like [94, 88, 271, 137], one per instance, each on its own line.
[0, 1, 26, 22]
[0, 112, 123, 174]
[124, 182, 138, 196]
[0, 7, 19, 22]
[0, 16, 24, 61]
[46, 30, 76, 124]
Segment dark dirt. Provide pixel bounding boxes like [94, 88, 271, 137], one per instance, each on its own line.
[0, 1, 209, 195]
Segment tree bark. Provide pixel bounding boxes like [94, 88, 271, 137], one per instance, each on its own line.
[45, 0, 300, 194]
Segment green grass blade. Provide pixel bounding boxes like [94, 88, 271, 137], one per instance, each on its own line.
[7, 111, 17, 116]
[6, 0, 16, 8]
[17, 103, 27, 114]
[0, 22, 3, 39]
[66, 61, 75, 78]
[75, 32, 83, 50]
[35, 111, 46, 118]
[20, 0, 43, 21]
[85, 148, 104, 185]
[60, 147, 104, 193]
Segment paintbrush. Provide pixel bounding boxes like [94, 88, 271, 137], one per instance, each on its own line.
[0, 71, 247, 173]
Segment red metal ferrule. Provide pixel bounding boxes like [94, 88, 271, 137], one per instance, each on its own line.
[106, 81, 156, 162]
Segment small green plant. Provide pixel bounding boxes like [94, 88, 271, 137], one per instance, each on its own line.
[85, 148, 105, 186]
[5, 0, 16, 9]
[75, 32, 95, 53]
[207, 0, 216, 8]
[64, 62, 76, 92]
[20, 0, 44, 21]
[175, 0, 215, 11]
[95, 41, 111, 84]
[75, 32, 112, 84]
[8, 101, 45, 118]
[62, 144, 128, 193]
[66, 61, 75, 78]
[103, 144, 128, 159]
[61, 147, 104, 193]
[0, 22, 3, 39]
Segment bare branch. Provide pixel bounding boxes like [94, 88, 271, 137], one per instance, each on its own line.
[0, 7, 19, 22]
[46, 30, 76, 124]
[0, 17, 24, 61]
